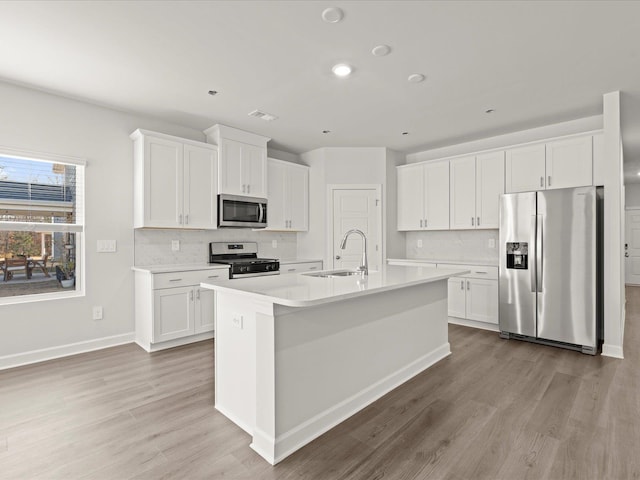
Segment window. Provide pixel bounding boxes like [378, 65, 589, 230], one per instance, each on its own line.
[0, 148, 85, 303]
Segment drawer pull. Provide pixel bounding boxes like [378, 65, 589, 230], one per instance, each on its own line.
[288, 268, 296, 272]
[169, 278, 183, 282]
[207, 275, 219, 279]
[475, 271, 487, 274]
[309, 267, 318, 270]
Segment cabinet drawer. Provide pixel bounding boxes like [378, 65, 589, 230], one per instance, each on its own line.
[281, 262, 323, 274]
[153, 269, 228, 290]
[438, 264, 498, 280]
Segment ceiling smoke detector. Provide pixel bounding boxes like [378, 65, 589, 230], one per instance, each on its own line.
[372, 45, 391, 57]
[322, 7, 344, 23]
[248, 110, 278, 121]
[407, 73, 425, 83]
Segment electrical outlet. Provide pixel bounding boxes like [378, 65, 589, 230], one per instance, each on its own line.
[272, 239, 277, 249]
[171, 240, 180, 252]
[92, 306, 103, 320]
[232, 315, 243, 330]
[488, 238, 496, 249]
[417, 239, 423, 248]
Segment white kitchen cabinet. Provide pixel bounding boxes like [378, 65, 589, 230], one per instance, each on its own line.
[441, 264, 499, 328]
[280, 260, 323, 274]
[133, 267, 227, 352]
[397, 161, 449, 231]
[505, 143, 546, 193]
[131, 129, 218, 229]
[545, 135, 593, 189]
[266, 158, 309, 231]
[505, 135, 593, 193]
[204, 124, 270, 197]
[450, 151, 504, 230]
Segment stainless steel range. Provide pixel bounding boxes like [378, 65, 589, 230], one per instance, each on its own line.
[209, 242, 279, 279]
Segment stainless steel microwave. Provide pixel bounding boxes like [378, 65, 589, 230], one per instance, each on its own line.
[218, 194, 267, 228]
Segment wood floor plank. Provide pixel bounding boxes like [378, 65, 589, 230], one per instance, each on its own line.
[2, 290, 640, 479]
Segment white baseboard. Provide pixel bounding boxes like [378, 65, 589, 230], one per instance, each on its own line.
[216, 403, 254, 436]
[448, 317, 499, 332]
[258, 342, 451, 465]
[135, 331, 214, 353]
[0, 332, 135, 370]
[602, 343, 624, 359]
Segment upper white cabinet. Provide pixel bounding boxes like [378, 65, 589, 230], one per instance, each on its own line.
[450, 152, 505, 229]
[397, 161, 449, 231]
[266, 158, 309, 231]
[505, 135, 593, 193]
[131, 129, 218, 229]
[204, 124, 270, 197]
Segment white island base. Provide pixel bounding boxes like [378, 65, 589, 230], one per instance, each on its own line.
[204, 266, 466, 465]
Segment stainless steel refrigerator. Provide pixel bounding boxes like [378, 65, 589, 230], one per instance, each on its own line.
[498, 186, 603, 354]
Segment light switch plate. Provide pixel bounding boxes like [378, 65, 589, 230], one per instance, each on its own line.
[232, 315, 243, 330]
[488, 238, 496, 249]
[171, 240, 180, 252]
[417, 239, 423, 248]
[92, 306, 103, 320]
[272, 240, 277, 249]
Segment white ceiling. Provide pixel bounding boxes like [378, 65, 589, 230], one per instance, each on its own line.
[1, 1, 640, 180]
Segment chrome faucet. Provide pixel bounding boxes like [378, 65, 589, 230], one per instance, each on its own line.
[339, 229, 368, 276]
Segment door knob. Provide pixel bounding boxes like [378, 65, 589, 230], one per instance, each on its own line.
[335, 255, 341, 260]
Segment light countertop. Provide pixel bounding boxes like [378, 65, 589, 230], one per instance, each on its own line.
[132, 264, 229, 274]
[278, 258, 323, 265]
[201, 265, 468, 308]
[387, 258, 498, 267]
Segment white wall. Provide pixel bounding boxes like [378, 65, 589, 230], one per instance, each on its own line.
[625, 183, 640, 207]
[0, 81, 212, 366]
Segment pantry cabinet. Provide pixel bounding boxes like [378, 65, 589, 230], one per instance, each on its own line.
[397, 160, 449, 231]
[449, 151, 505, 230]
[133, 266, 228, 352]
[204, 124, 270, 198]
[131, 129, 218, 229]
[505, 135, 593, 193]
[266, 158, 309, 231]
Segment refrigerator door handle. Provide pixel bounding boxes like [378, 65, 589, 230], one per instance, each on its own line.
[531, 215, 537, 292]
[536, 214, 543, 292]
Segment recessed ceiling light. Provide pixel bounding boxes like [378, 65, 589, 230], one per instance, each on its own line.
[322, 7, 344, 23]
[322, 130, 331, 134]
[208, 90, 218, 96]
[402, 132, 409, 136]
[637, 171, 640, 176]
[332, 63, 352, 77]
[485, 108, 496, 114]
[372, 44, 391, 57]
[407, 74, 425, 83]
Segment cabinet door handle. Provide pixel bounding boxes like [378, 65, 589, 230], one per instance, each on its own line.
[169, 278, 183, 282]
[178, 214, 183, 224]
[242, 184, 246, 193]
[420, 219, 423, 228]
[540, 176, 544, 187]
[548, 176, 552, 187]
[467, 280, 470, 290]
[471, 217, 474, 226]
[460, 280, 464, 290]
[424, 218, 428, 228]
[247, 185, 251, 194]
[196, 289, 200, 300]
[185, 214, 189, 225]
[190, 290, 194, 300]
[477, 217, 480, 226]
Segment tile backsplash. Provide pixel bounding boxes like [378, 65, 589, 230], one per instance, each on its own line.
[406, 230, 499, 264]
[134, 229, 298, 266]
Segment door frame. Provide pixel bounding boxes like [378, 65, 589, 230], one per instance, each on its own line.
[625, 206, 640, 285]
[326, 184, 383, 271]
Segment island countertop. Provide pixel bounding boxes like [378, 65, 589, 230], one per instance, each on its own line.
[201, 264, 468, 307]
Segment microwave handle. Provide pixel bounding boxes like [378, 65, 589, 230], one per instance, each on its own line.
[258, 203, 264, 223]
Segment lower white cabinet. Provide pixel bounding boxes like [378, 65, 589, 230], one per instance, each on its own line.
[134, 267, 227, 351]
[443, 265, 498, 327]
[280, 260, 323, 274]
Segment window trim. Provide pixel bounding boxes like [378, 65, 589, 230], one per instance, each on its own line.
[0, 145, 86, 304]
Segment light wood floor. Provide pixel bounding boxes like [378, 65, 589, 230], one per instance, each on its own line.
[2, 290, 640, 480]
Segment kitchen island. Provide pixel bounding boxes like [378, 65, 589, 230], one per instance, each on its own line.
[200, 264, 468, 464]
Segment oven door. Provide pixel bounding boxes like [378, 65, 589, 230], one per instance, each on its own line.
[218, 194, 268, 228]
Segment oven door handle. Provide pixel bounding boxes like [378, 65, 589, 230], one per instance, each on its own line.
[258, 203, 264, 223]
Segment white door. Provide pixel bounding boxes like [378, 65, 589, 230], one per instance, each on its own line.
[625, 208, 640, 285]
[194, 287, 215, 334]
[219, 138, 243, 195]
[144, 135, 183, 228]
[287, 164, 309, 231]
[266, 159, 287, 229]
[449, 156, 476, 229]
[242, 143, 266, 197]
[184, 144, 217, 229]
[476, 151, 505, 229]
[505, 144, 546, 193]
[465, 278, 499, 324]
[332, 188, 381, 271]
[153, 287, 194, 343]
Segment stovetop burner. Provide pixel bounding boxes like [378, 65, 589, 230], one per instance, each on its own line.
[209, 242, 280, 278]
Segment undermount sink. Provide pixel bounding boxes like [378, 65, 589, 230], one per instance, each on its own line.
[303, 269, 364, 278]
